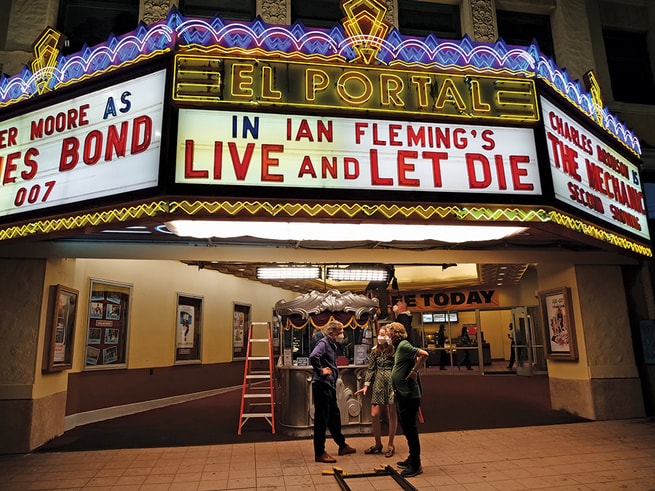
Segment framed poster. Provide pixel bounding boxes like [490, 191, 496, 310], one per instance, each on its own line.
[539, 287, 578, 360]
[43, 284, 79, 372]
[84, 279, 131, 369]
[175, 294, 202, 364]
[232, 302, 251, 359]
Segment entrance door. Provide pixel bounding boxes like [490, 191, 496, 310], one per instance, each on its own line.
[511, 307, 547, 375]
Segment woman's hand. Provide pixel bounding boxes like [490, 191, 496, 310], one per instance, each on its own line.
[354, 385, 369, 396]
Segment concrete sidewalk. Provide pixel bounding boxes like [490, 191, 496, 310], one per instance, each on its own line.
[1, 419, 654, 490]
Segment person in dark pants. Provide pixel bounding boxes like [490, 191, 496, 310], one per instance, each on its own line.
[310, 320, 356, 463]
[507, 322, 519, 369]
[437, 324, 449, 370]
[387, 322, 428, 478]
[458, 325, 473, 370]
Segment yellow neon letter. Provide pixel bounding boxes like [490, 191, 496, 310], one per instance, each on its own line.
[261, 65, 282, 101]
[232, 63, 254, 99]
[380, 73, 405, 108]
[306, 69, 330, 102]
[410, 75, 431, 109]
[434, 78, 466, 112]
[470, 80, 491, 113]
[336, 71, 373, 105]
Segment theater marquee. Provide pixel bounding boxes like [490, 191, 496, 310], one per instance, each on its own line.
[176, 109, 541, 195]
[0, 70, 166, 218]
[541, 96, 649, 240]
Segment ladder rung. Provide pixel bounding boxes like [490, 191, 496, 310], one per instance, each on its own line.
[248, 356, 270, 361]
[244, 394, 271, 398]
[246, 374, 270, 379]
[241, 413, 272, 417]
[250, 338, 269, 343]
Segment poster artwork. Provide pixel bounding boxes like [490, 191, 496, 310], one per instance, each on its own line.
[546, 292, 570, 353]
[234, 311, 245, 349]
[53, 298, 68, 362]
[177, 305, 195, 348]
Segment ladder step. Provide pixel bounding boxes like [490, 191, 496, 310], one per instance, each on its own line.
[241, 413, 272, 418]
[250, 338, 269, 343]
[248, 356, 270, 361]
[244, 394, 271, 398]
[246, 374, 270, 378]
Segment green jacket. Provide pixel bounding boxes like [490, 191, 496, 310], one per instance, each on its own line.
[391, 339, 422, 398]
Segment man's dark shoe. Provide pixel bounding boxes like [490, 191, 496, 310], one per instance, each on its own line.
[338, 445, 356, 456]
[396, 457, 410, 468]
[315, 453, 336, 463]
[400, 465, 423, 477]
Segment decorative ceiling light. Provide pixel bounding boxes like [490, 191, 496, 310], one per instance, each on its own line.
[165, 220, 528, 243]
[327, 267, 389, 282]
[256, 266, 321, 280]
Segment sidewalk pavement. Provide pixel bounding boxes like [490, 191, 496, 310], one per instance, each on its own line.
[1, 419, 654, 490]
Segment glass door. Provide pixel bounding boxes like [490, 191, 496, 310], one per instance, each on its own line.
[511, 307, 547, 375]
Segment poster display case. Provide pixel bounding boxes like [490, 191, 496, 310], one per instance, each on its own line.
[43, 284, 79, 372]
[84, 279, 131, 369]
[175, 293, 202, 363]
[232, 302, 251, 360]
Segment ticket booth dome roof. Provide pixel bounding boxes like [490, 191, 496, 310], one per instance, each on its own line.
[274, 289, 378, 329]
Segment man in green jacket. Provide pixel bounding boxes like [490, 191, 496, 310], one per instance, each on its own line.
[387, 321, 428, 478]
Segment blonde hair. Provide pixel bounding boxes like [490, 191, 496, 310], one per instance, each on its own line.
[386, 321, 407, 340]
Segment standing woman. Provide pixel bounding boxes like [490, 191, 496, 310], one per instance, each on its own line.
[387, 322, 428, 478]
[354, 326, 398, 458]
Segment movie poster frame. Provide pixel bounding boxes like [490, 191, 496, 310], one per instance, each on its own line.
[43, 284, 79, 372]
[84, 279, 132, 369]
[232, 302, 251, 360]
[175, 293, 203, 364]
[538, 287, 579, 360]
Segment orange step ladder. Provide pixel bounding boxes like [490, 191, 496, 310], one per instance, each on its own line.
[238, 321, 275, 434]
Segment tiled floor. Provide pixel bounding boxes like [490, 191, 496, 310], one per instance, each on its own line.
[2, 419, 655, 490]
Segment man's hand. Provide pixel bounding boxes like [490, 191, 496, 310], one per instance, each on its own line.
[405, 370, 419, 381]
[322, 367, 332, 376]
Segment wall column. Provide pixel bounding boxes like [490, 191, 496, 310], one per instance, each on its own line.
[0, 259, 48, 453]
[537, 263, 646, 420]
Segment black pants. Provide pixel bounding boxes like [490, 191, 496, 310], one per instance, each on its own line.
[439, 349, 449, 368]
[459, 349, 471, 368]
[396, 394, 421, 466]
[312, 382, 346, 457]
